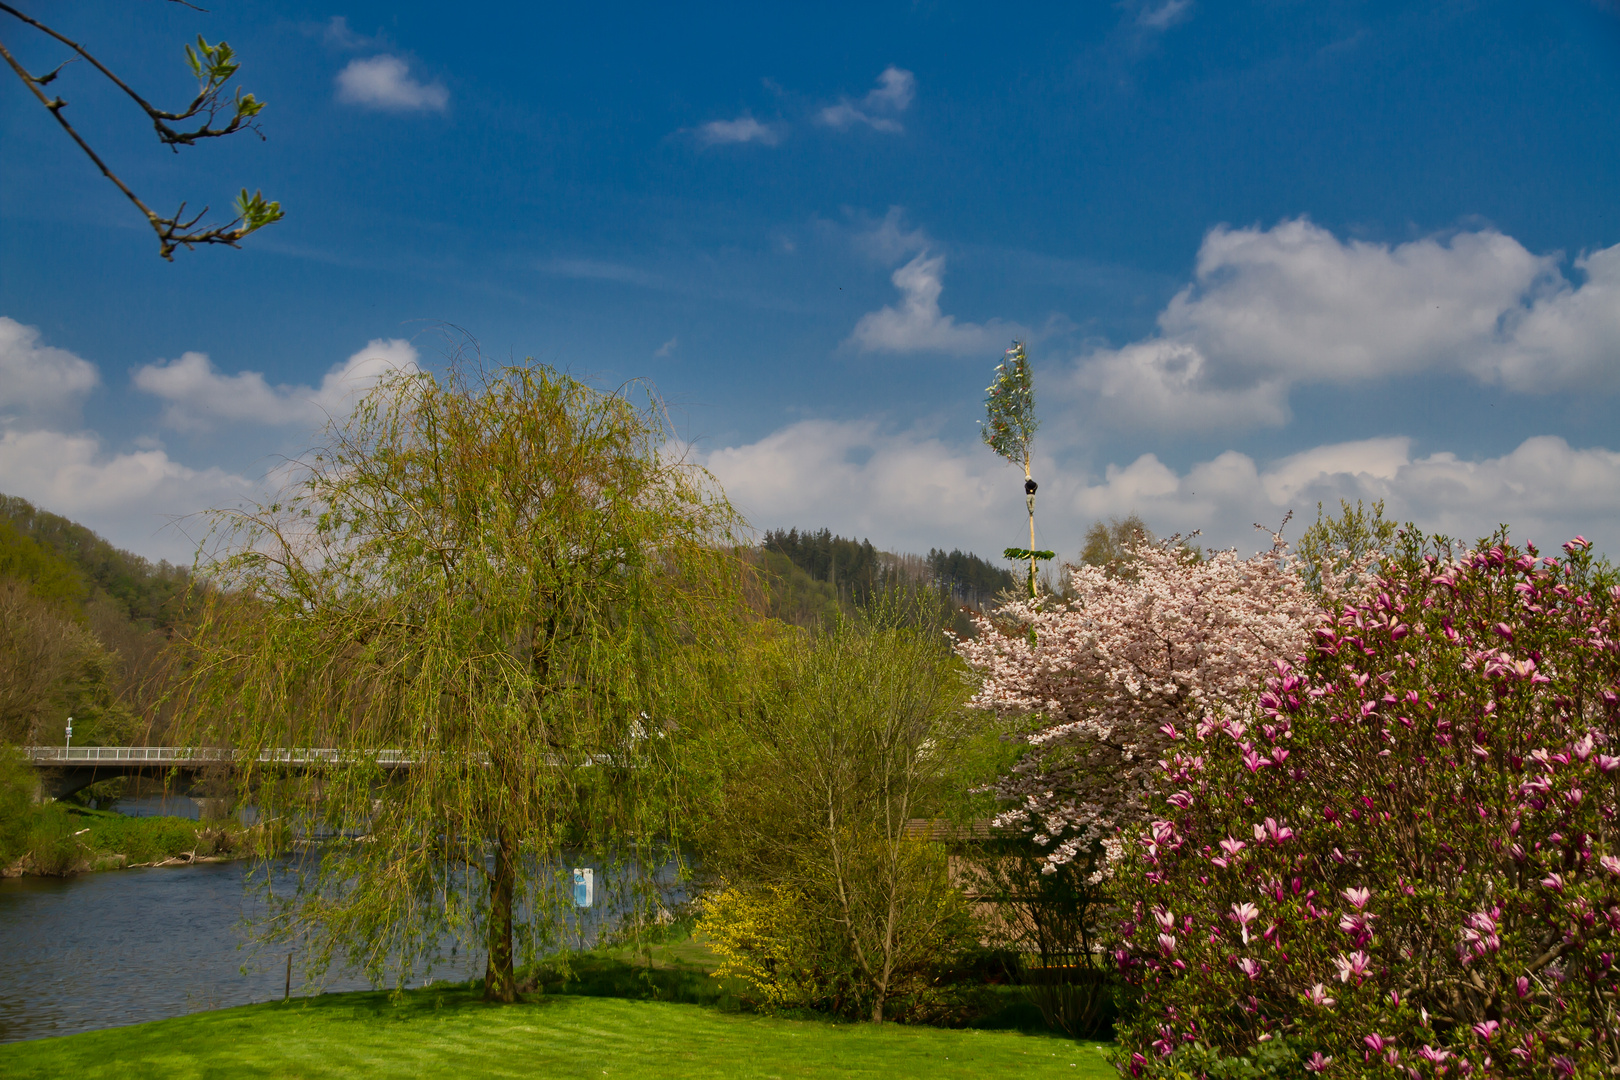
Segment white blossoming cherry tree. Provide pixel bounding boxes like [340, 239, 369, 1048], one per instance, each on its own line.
[955, 526, 1319, 870]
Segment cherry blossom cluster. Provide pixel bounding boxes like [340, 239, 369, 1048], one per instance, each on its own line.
[954, 531, 1319, 869]
[1110, 534, 1620, 1077]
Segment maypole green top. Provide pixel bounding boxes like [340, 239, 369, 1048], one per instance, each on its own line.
[981, 340, 1037, 470]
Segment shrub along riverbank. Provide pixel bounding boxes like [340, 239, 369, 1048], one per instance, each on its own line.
[0, 988, 1114, 1079]
[1, 803, 247, 877]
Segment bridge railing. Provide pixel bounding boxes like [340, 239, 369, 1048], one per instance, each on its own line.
[25, 747, 418, 768]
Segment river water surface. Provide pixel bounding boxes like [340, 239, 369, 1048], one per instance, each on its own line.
[0, 861, 480, 1044]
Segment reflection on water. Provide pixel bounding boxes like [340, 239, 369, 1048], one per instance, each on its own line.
[111, 795, 203, 820]
[0, 861, 480, 1044]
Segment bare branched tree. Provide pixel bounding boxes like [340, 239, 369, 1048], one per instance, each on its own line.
[0, 1, 283, 259]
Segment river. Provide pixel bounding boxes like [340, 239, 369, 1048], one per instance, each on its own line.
[1, 827, 670, 1045]
[0, 860, 482, 1044]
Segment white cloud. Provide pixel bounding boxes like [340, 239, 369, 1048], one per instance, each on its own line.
[1136, 0, 1193, 30]
[539, 257, 659, 287]
[1067, 219, 1620, 430]
[0, 316, 99, 421]
[0, 427, 255, 564]
[1075, 339, 1290, 430]
[704, 419, 1009, 556]
[132, 339, 420, 433]
[1070, 435, 1620, 556]
[655, 336, 678, 358]
[1491, 243, 1620, 389]
[849, 206, 930, 264]
[696, 116, 779, 146]
[321, 16, 388, 50]
[335, 55, 448, 112]
[817, 66, 916, 133]
[703, 420, 1620, 561]
[847, 252, 1006, 355]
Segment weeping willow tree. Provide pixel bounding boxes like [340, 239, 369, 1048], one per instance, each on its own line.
[172, 361, 749, 1002]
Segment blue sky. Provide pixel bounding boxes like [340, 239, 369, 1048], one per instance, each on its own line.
[3, 0, 1620, 564]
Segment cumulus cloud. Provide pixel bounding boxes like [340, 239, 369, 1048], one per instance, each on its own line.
[132, 339, 420, 433]
[847, 252, 1006, 355]
[704, 419, 1009, 556]
[0, 316, 99, 422]
[696, 116, 780, 146]
[335, 55, 448, 112]
[1067, 219, 1620, 430]
[703, 420, 1620, 561]
[817, 66, 916, 133]
[0, 427, 254, 563]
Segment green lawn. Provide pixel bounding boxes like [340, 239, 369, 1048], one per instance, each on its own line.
[0, 988, 1117, 1079]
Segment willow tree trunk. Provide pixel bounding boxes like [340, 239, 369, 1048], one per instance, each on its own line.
[484, 827, 517, 1002]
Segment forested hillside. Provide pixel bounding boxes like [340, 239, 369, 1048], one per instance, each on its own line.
[0, 496, 192, 747]
[757, 527, 1014, 630]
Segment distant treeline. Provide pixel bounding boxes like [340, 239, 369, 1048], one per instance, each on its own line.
[760, 527, 1014, 613]
[924, 547, 1017, 610]
[0, 495, 195, 748]
[0, 495, 189, 631]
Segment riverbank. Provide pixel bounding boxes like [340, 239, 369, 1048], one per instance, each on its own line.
[1, 805, 249, 877]
[0, 988, 1115, 1079]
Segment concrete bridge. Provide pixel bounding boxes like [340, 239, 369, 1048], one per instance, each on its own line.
[24, 746, 415, 800]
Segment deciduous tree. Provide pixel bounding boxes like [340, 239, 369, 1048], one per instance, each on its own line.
[955, 530, 1318, 870]
[695, 605, 980, 1022]
[1111, 533, 1620, 1076]
[173, 361, 749, 1001]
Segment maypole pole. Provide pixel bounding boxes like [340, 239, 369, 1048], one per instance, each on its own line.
[982, 340, 1053, 599]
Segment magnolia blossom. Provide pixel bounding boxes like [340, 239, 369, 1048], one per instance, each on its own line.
[956, 531, 1316, 866]
[1231, 901, 1261, 944]
[1335, 950, 1372, 983]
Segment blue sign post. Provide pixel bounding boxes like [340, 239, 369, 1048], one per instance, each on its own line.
[572, 867, 594, 908]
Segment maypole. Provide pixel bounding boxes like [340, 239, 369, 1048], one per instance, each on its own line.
[981, 340, 1053, 598]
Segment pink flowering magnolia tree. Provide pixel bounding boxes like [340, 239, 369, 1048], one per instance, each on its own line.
[1112, 534, 1620, 1078]
[954, 532, 1319, 869]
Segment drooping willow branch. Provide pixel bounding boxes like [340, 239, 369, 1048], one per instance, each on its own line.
[0, 1, 283, 259]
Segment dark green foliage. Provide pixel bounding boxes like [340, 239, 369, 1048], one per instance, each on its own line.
[1148, 1038, 1313, 1078]
[958, 838, 1119, 1039]
[762, 528, 888, 603]
[2, 797, 235, 875]
[70, 807, 224, 865]
[0, 494, 190, 630]
[0, 744, 36, 867]
[24, 805, 84, 875]
[0, 495, 193, 743]
[760, 527, 1011, 618]
[927, 548, 1016, 609]
[753, 549, 848, 628]
[0, 578, 137, 745]
[0, 517, 90, 609]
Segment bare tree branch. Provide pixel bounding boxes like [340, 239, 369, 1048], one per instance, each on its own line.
[0, 2, 283, 259]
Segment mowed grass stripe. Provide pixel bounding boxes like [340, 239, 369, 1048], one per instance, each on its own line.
[0, 991, 1115, 1079]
